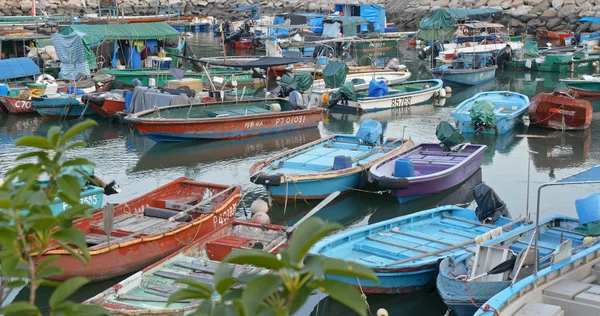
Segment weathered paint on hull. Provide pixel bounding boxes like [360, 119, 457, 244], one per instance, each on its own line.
[87, 99, 126, 117]
[569, 87, 600, 97]
[430, 67, 496, 86]
[32, 97, 93, 118]
[129, 110, 324, 142]
[266, 172, 362, 203]
[0, 96, 34, 113]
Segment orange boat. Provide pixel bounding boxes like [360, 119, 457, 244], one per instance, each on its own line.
[528, 92, 592, 130]
[39, 178, 241, 281]
[82, 90, 127, 117]
[536, 30, 573, 45]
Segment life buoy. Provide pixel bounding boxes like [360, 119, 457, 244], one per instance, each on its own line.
[36, 74, 56, 85]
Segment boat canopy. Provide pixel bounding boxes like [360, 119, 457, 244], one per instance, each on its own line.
[334, 3, 386, 32]
[418, 8, 503, 42]
[323, 16, 369, 37]
[59, 22, 180, 46]
[0, 57, 40, 81]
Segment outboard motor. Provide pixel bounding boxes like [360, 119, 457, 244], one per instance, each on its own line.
[495, 45, 513, 69]
[417, 41, 444, 60]
[472, 54, 482, 70]
[474, 183, 511, 223]
[289, 91, 307, 110]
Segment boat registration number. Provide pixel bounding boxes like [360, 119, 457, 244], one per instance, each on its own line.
[274, 116, 306, 126]
[62, 195, 99, 211]
[14, 100, 32, 110]
[213, 204, 237, 226]
[390, 97, 412, 109]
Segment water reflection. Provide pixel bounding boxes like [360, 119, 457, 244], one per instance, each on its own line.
[445, 81, 495, 107]
[527, 128, 592, 179]
[463, 130, 524, 165]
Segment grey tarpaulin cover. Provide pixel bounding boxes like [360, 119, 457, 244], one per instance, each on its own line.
[51, 32, 90, 80]
[474, 183, 510, 222]
[128, 86, 192, 114]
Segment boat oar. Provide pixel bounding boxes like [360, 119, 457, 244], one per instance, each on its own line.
[102, 204, 115, 245]
[468, 256, 517, 282]
[168, 186, 237, 222]
[384, 217, 527, 267]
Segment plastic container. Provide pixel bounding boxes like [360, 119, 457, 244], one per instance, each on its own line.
[333, 155, 352, 171]
[0, 84, 8, 96]
[576, 193, 600, 225]
[124, 91, 133, 112]
[394, 158, 414, 177]
[318, 57, 328, 65]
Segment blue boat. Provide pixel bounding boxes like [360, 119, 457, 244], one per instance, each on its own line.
[49, 185, 105, 216]
[309, 205, 524, 294]
[430, 66, 497, 86]
[473, 164, 600, 316]
[451, 91, 529, 135]
[437, 215, 584, 316]
[249, 120, 414, 203]
[32, 94, 93, 118]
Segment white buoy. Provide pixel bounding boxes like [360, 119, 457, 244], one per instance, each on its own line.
[438, 98, 447, 106]
[250, 199, 269, 213]
[252, 212, 270, 224]
[377, 308, 389, 316]
[438, 88, 447, 98]
[444, 86, 452, 94]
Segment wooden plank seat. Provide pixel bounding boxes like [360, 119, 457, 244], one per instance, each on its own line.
[543, 279, 600, 315]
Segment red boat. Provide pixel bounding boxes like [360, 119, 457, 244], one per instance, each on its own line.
[0, 96, 35, 113]
[536, 30, 573, 45]
[529, 92, 593, 130]
[230, 38, 254, 50]
[39, 178, 241, 281]
[82, 90, 127, 117]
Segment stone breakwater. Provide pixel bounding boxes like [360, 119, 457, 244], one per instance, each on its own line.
[0, 0, 597, 32]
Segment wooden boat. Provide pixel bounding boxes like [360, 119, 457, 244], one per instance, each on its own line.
[437, 215, 584, 316]
[528, 92, 592, 130]
[561, 75, 600, 97]
[99, 68, 254, 88]
[329, 79, 443, 113]
[125, 99, 323, 142]
[536, 29, 573, 45]
[0, 95, 34, 113]
[429, 65, 497, 86]
[309, 205, 522, 294]
[31, 94, 93, 118]
[451, 91, 529, 135]
[85, 219, 287, 314]
[369, 143, 487, 203]
[437, 42, 524, 65]
[230, 37, 254, 49]
[348, 38, 399, 53]
[305, 71, 412, 107]
[250, 123, 414, 203]
[82, 90, 127, 117]
[39, 178, 241, 281]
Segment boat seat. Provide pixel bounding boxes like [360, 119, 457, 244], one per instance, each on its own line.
[543, 280, 600, 315]
[514, 303, 564, 316]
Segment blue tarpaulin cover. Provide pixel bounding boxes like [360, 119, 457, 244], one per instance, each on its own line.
[356, 119, 383, 144]
[0, 58, 40, 81]
[51, 32, 90, 80]
[368, 80, 388, 97]
[556, 165, 600, 184]
[579, 17, 600, 24]
[360, 4, 385, 32]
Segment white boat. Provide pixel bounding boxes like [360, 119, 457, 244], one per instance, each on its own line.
[305, 71, 412, 106]
[329, 79, 443, 113]
[437, 42, 524, 65]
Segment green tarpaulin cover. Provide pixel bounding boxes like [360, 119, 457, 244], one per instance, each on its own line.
[436, 121, 465, 151]
[575, 220, 600, 236]
[293, 72, 313, 92]
[323, 61, 349, 89]
[333, 81, 357, 101]
[470, 100, 497, 127]
[524, 41, 539, 58]
[418, 8, 503, 42]
[60, 22, 180, 46]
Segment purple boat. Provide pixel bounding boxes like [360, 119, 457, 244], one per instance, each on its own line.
[369, 143, 487, 203]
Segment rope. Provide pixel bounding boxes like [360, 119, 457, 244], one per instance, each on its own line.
[461, 276, 500, 316]
[356, 277, 373, 316]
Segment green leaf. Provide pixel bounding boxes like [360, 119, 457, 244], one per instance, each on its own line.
[288, 282, 315, 315]
[49, 276, 89, 308]
[47, 126, 62, 146]
[214, 263, 236, 295]
[322, 257, 378, 283]
[61, 158, 94, 168]
[241, 274, 282, 315]
[316, 279, 368, 316]
[1, 301, 39, 315]
[287, 217, 342, 266]
[169, 278, 212, 301]
[224, 250, 284, 270]
[15, 151, 48, 161]
[1, 255, 19, 277]
[56, 175, 81, 205]
[53, 228, 90, 263]
[37, 266, 63, 280]
[58, 119, 97, 146]
[15, 136, 54, 150]
[55, 241, 89, 266]
[63, 141, 86, 151]
[3, 279, 27, 289]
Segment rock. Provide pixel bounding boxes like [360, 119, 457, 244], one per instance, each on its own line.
[541, 8, 559, 20]
[487, 0, 502, 5]
[197, 1, 208, 6]
[431, 0, 449, 7]
[563, 0, 575, 4]
[558, 4, 575, 17]
[552, 0, 563, 8]
[578, 2, 593, 15]
[525, 0, 543, 5]
[591, 23, 600, 31]
[527, 18, 543, 27]
[546, 17, 563, 29]
[501, 1, 511, 9]
[19, 0, 31, 11]
[509, 17, 524, 27]
[532, 1, 550, 14]
[510, 0, 524, 7]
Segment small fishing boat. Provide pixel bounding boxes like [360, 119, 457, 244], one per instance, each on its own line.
[50, 185, 105, 216]
[437, 215, 584, 316]
[429, 65, 497, 86]
[230, 37, 254, 49]
[561, 75, 600, 97]
[0, 95, 34, 113]
[99, 68, 254, 88]
[309, 205, 524, 294]
[451, 91, 529, 135]
[249, 120, 414, 203]
[85, 219, 287, 314]
[306, 71, 412, 107]
[39, 178, 241, 281]
[328, 79, 443, 113]
[537, 29, 573, 46]
[369, 143, 487, 203]
[31, 94, 93, 118]
[82, 90, 127, 117]
[125, 99, 323, 142]
[529, 92, 593, 130]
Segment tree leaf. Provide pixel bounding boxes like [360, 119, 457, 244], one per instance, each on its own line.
[316, 279, 368, 316]
[38, 266, 63, 280]
[63, 141, 86, 151]
[3, 279, 27, 289]
[224, 250, 284, 270]
[47, 126, 62, 146]
[55, 241, 89, 266]
[53, 228, 90, 263]
[170, 278, 212, 300]
[241, 274, 282, 315]
[49, 276, 89, 308]
[58, 119, 97, 146]
[1, 301, 39, 315]
[214, 263, 236, 295]
[61, 158, 94, 168]
[56, 175, 81, 205]
[15, 136, 54, 150]
[15, 151, 48, 161]
[288, 281, 315, 315]
[323, 257, 379, 283]
[287, 217, 342, 266]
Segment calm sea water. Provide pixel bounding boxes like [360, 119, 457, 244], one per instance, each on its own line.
[3, 33, 600, 315]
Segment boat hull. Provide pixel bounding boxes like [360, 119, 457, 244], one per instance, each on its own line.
[348, 39, 399, 53]
[32, 96, 92, 118]
[528, 93, 592, 130]
[87, 99, 126, 117]
[0, 96, 34, 113]
[49, 186, 104, 216]
[100, 69, 254, 88]
[429, 66, 497, 86]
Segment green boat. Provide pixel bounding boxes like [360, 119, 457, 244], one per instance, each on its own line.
[99, 68, 254, 87]
[560, 76, 600, 97]
[349, 39, 399, 52]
